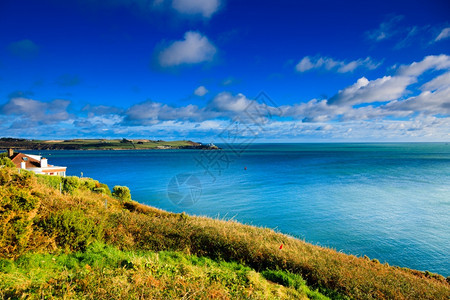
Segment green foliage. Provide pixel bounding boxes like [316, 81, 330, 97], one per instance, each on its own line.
[62, 176, 80, 194]
[38, 175, 111, 196]
[0, 243, 321, 299]
[112, 185, 131, 201]
[261, 269, 329, 299]
[36, 210, 103, 251]
[98, 183, 111, 196]
[0, 156, 15, 168]
[36, 174, 62, 189]
[81, 178, 97, 190]
[262, 269, 305, 290]
[0, 184, 39, 255]
[93, 187, 106, 194]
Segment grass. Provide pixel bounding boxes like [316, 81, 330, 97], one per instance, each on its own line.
[0, 242, 325, 299]
[0, 162, 449, 299]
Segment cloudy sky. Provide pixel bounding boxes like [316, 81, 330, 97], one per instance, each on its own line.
[0, 0, 449, 142]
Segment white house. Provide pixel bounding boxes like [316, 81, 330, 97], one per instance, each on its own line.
[7, 148, 67, 176]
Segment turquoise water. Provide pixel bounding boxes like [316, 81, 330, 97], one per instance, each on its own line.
[32, 143, 450, 276]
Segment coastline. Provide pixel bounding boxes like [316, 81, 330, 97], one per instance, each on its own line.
[0, 137, 220, 151]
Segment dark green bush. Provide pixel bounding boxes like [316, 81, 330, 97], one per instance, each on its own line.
[112, 186, 131, 201]
[37, 209, 103, 251]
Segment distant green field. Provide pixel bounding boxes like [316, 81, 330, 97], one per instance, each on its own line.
[0, 138, 216, 150]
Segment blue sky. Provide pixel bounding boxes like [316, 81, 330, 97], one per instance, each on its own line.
[0, 0, 449, 141]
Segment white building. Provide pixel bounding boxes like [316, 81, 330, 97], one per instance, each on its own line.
[8, 149, 67, 176]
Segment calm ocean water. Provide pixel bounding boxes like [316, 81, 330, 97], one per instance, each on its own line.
[29, 143, 450, 276]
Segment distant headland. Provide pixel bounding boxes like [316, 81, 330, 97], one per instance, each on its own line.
[0, 137, 219, 150]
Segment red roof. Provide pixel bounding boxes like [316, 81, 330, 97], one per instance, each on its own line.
[10, 153, 41, 169]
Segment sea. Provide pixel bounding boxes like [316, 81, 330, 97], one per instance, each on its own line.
[27, 143, 450, 276]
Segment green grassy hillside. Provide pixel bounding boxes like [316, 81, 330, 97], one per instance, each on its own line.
[0, 159, 449, 299]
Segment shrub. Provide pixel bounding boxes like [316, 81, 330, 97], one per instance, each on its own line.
[0, 157, 15, 168]
[37, 209, 103, 251]
[93, 188, 106, 195]
[62, 176, 80, 194]
[0, 185, 39, 254]
[80, 178, 97, 191]
[98, 183, 111, 196]
[36, 174, 62, 190]
[112, 186, 131, 201]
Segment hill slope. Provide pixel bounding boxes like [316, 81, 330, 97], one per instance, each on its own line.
[0, 161, 449, 299]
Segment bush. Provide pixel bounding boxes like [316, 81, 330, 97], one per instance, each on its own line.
[36, 174, 62, 190]
[0, 185, 40, 254]
[93, 188, 106, 195]
[37, 209, 103, 251]
[0, 157, 15, 168]
[112, 186, 131, 201]
[98, 183, 111, 196]
[62, 176, 80, 194]
[80, 178, 97, 190]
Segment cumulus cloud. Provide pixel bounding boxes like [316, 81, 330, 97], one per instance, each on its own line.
[328, 55, 450, 106]
[158, 31, 217, 67]
[435, 27, 450, 42]
[296, 56, 380, 73]
[328, 76, 415, 106]
[194, 85, 208, 96]
[1, 97, 71, 125]
[8, 39, 39, 59]
[171, 0, 221, 18]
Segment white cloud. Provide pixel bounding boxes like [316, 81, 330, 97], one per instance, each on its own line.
[295, 56, 380, 73]
[397, 54, 450, 76]
[386, 87, 450, 115]
[296, 57, 314, 72]
[421, 72, 450, 91]
[158, 31, 217, 67]
[328, 76, 415, 106]
[171, 0, 221, 18]
[125, 101, 208, 124]
[328, 55, 450, 106]
[2, 97, 71, 124]
[435, 27, 450, 42]
[194, 85, 208, 96]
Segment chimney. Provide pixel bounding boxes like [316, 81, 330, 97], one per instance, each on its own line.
[20, 161, 26, 169]
[40, 158, 48, 168]
[7, 148, 14, 158]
